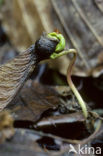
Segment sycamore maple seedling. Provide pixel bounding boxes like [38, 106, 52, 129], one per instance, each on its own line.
[47, 32, 88, 118]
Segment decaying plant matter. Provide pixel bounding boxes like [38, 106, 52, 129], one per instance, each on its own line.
[2, 0, 103, 77]
[0, 32, 87, 118]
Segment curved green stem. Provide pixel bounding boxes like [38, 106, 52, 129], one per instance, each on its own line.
[66, 49, 88, 118]
[47, 32, 88, 118]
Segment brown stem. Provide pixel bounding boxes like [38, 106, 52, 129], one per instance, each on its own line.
[66, 49, 88, 118]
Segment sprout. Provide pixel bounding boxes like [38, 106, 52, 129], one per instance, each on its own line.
[48, 32, 88, 118]
[47, 32, 65, 52]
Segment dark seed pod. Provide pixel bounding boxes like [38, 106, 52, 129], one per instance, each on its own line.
[35, 34, 58, 61]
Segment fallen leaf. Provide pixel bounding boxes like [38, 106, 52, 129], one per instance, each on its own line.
[7, 80, 61, 121]
[1, 0, 103, 77]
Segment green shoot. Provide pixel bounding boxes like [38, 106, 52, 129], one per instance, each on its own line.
[47, 32, 88, 118]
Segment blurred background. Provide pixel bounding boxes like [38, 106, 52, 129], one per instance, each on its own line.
[0, 1, 103, 154]
[0, 0, 103, 108]
[0, 0, 103, 79]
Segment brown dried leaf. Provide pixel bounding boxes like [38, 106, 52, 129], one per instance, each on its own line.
[50, 0, 103, 77]
[1, 0, 103, 77]
[0, 0, 44, 51]
[8, 80, 61, 121]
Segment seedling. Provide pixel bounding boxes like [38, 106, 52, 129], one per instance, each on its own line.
[48, 32, 88, 118]
[0, 31, 88, 117]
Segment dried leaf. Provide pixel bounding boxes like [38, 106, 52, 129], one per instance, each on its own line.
[0, 0, 43, 51]
[2, 0, 103, 77]
[8, 80, 61, 121]
[50, 0, 103, 77]
[1, 0, 103, 77]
